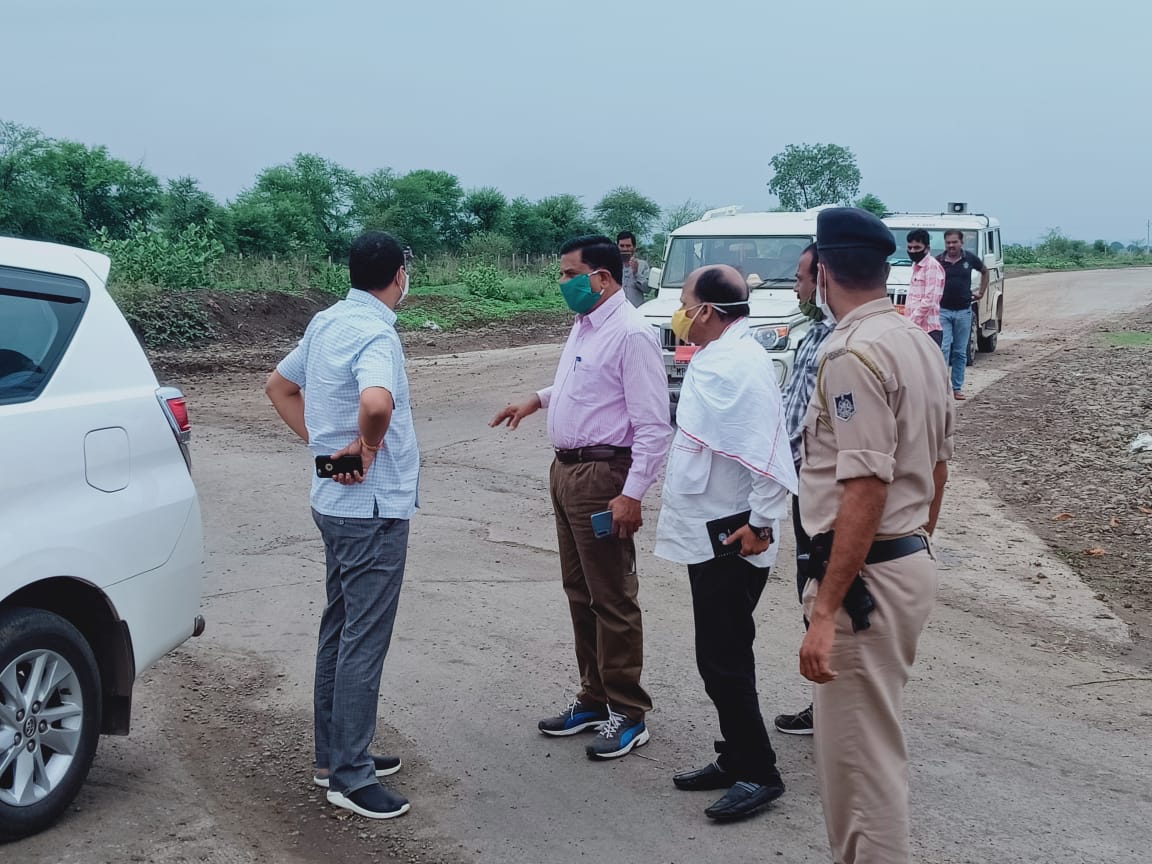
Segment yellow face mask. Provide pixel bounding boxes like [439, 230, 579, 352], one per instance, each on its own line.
[670, 304, 704, 342]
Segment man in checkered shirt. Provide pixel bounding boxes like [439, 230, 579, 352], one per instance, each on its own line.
[773, 242, 834, 737]
[266, 231, 419, 821]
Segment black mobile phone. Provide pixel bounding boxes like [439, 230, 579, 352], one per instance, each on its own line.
[316, 454, 363, 478]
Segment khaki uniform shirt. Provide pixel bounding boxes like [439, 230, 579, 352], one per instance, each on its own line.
[799, 297, 954, 537]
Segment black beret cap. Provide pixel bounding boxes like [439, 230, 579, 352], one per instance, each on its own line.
[816, 207, 896, 256]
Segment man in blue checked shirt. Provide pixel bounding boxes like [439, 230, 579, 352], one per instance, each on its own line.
[772, 242, 834, 738]
[266, 231, 419, 821]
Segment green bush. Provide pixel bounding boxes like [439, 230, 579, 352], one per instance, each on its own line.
[96, 221, 224, 290]
[460, 262, 510, 301]
[462, 231, 515, 263]
[110, 284, 215, 347]
[1003, 243, 1037, 265]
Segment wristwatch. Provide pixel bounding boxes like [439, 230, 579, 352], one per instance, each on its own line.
[749, 524, 773, 542]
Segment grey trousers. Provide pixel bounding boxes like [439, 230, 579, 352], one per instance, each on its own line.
[311, 509, 409, 794]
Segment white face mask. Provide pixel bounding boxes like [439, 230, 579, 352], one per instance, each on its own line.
[815, 268, 836, 325]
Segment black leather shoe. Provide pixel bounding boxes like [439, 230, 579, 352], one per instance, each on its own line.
[704, 779, 785, 822]
[673, 761, 736, 791]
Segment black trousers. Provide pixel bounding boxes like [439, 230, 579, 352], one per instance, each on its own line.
[687, 555, 779, 784]
[792, 494, 813, 613]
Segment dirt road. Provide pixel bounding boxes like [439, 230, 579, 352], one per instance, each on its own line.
[11, 270, 1152, 863]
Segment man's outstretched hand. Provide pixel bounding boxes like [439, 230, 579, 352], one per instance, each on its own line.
[490, 395, 542, 430]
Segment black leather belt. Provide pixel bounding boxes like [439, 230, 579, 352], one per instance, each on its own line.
[864, 534, 928, 565]
[554, 445, 631, 464]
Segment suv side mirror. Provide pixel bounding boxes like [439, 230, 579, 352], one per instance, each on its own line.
[647, 267, 662, 291]
[983, 253, 998, 270]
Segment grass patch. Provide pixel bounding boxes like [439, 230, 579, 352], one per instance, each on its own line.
[398, 274, 567, 330]
[1105, 331, 1152, 347]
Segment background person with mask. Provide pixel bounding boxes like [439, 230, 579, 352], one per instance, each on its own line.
[490, 235, 672, 760]
[903, 229, 946, 346]
[773, 242, 834, 738]
[656, 264, 797, 823]
[618, 231, 652, 307]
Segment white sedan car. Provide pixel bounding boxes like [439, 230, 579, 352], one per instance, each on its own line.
[0, 237, 205, 840]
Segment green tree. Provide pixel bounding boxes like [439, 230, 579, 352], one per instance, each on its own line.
[661, 199, 709, 233]
[463, 186, 508, 234]
[350, 168, 397, 229]
[42, 140, 162, 239]
[370, 169, 466, 254]
[241, 153, 360, 258]
[854, 193, 888, 217]
[159, 176, 235, 249]
[0, 121, 86, 243]
[767, 143, 861, 210]
[593, 186, 661, 239]
[502, 196, 553, 254]
[536, 194, 598, 249]
[229, 192, 321, 257]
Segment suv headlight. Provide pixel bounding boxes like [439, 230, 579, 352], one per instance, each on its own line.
[752, 325, 790, 352]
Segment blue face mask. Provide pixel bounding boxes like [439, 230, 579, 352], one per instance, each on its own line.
[560, 272, 603, 314]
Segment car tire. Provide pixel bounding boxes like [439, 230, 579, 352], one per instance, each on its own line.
[978, 308, 1002, 354]
[0, 607, 101, 841]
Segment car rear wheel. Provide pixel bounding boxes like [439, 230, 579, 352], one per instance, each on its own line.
[978, 306, 1002, 354]
[0, 608, 101, 841]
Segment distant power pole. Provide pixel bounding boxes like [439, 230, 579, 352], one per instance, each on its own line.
[1147, 219, 1150, 255]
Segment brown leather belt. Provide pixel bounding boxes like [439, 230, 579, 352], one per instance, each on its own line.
[554, 445, 631, 464]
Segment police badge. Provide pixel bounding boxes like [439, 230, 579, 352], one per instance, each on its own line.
[834, 392, 856, 421]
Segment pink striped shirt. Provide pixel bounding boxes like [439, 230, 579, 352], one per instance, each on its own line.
[537, 290, 673, 500]
[906, 255, 946, 333]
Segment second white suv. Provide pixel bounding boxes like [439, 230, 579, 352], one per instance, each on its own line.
[0, 237, 205, 840]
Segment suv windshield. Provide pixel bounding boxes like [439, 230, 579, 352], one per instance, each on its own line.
[662, 235, 812, 287]
[886, 228, 978, 265]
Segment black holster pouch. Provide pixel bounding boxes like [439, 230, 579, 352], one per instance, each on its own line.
[809, 531, 876, 632]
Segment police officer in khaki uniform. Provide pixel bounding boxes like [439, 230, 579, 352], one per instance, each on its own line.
[797, 207, 954, 864]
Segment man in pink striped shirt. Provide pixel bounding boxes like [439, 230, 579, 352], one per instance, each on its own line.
[904, 229, 945, 346]
[491, 234, 673, 761]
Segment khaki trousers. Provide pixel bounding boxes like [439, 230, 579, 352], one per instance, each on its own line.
[803, 549, 939, 864]
[549, 456, 651, 721]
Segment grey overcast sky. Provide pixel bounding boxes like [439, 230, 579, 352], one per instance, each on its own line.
[5, 0, 1150, 244]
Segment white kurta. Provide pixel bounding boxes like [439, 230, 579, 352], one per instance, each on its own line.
[655, 318, 798, 567]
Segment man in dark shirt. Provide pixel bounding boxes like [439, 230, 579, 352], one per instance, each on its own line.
[936, 229, 988, 400]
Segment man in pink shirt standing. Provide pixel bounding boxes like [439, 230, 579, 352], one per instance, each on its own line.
[491, 234, 673, 760]
[903, 229, 946, 346]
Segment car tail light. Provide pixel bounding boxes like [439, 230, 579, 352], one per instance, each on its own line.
[167, 396, 191, 435]
[156, 386, 192, 469]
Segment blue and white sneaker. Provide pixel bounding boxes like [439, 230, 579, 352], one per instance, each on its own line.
[538, 697, 610, 737]
[585, 710, 650, 759]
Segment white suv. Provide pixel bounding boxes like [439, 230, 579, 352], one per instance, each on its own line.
[0, 237, 205, 840]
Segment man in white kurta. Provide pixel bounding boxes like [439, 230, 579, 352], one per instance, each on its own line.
[655, 264, 798, 823]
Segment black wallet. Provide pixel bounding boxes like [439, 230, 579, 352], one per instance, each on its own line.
[705, 510, 752, 558]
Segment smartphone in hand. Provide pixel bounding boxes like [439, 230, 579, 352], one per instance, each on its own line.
[591, 510, 614, 539]
[316, 454, 363, 478]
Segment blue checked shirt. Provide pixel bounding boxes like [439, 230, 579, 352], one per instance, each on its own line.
[782, 320, 834, 467]
[277, 290, 420, 519]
